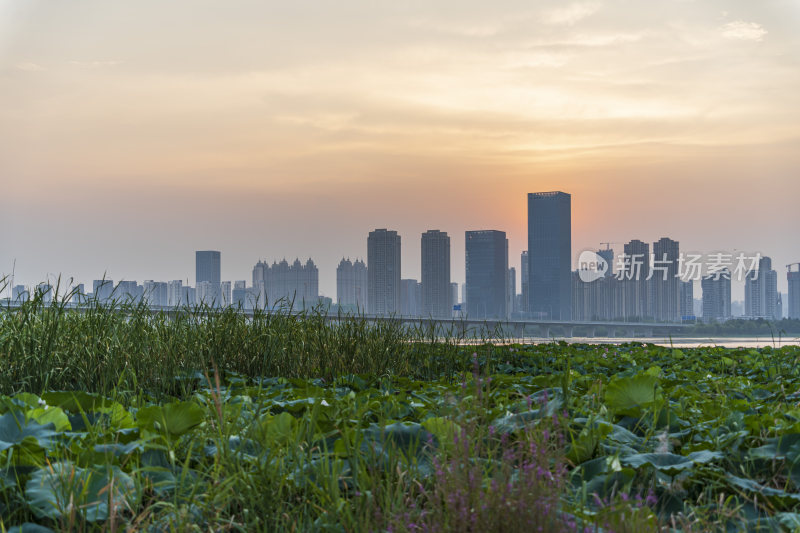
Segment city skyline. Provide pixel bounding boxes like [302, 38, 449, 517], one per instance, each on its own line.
[3, 212, 799, 304]
[1, 1, 799, 300]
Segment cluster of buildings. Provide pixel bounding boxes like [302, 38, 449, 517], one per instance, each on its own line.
[7, 191, 800, 323]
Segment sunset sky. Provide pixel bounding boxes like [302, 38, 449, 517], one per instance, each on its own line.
[1, 0, 798, 299]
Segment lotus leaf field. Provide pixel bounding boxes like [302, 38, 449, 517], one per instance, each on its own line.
[2, 303, 800, 531]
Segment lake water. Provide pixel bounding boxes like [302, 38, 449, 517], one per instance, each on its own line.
[511, 336, 800, 349]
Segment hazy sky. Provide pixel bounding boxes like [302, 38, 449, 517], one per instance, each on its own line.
[1, 0, 799, 299]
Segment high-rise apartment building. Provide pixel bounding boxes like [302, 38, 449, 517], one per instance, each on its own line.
[421, 230, 451, 318]
[71, 283, 86, 305]
[528, 192, 571, 320]
[745, 256, 779, 319]
[93, 279, 114, 303]
[465, 230, 508, 319]
[622, 240, 650, 321]
[400, 279, 421, 317]
[679, 280, 694, 319]
[651, 237, 680, 322]
[336, 258, 368, 311]
[232, 280, 248, 309]
[368, 229, 401, 315]
[597, 247, 615, 278]
[789, 264, 800, 320]
[37, 283, 53, 304]
[701, 269, 731, 322]
[143, 280, 168, 307]
[520, 251, 529, 314]
[221, 281, 232, 307]
[252, 258, 319, 309]
[167, 280, 184, 307]
[12, 285, 29, 303]
[507, 267, 516, 318]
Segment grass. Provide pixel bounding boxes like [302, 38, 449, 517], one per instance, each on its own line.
[0, 289, 469, 399]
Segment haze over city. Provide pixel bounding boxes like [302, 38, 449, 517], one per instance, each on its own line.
[1, 0, 799, 299]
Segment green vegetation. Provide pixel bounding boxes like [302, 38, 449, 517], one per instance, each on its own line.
[2, 294, 800, 531]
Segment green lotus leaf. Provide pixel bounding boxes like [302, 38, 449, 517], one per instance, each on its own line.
[421, 417, 459, 451]
[622, 450, 722, 475]
[254, 411, 297, 447]
[5, 524, 56, 533]
[29, 407, 71, 432]
[605, 374, 662, 416]
[41, 392, 110, 413]
[0, 412, 57, 452]
[26, 462, 138, 522]
[136, 401, 205, 437]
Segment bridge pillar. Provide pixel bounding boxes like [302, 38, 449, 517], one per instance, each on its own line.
[564, 326, 574, 338]
[587, 327, 596, 338]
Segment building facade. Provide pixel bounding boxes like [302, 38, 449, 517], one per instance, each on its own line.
[400, 279, 421, 316]
[701, 269, 731, 322]
[465, 230, 508, 319]
[745, 256, 779, 319]
[421, 230, 451, 318]
[520, 251, 529, 314]
[507, 267, 516, 318]
[252, 258, 320, 310]
[651, 237, 680, 322]
[367, 229, 401, 315]
[143, 280, 168, 307]
[528, 192, 571, 320]
[789, 264, 800, 320]
[679, 280, 694, 319]
[622, 239, 650, 321]
[336, 258, 368, 311]
[93, 280, 114, 303]
[196, 251, 221, 285]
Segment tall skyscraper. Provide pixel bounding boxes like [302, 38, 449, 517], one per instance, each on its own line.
[143, 280, 168, 307]
[115, 281, 142, 303]
[597, 247, 614, 278]
[336, 258, 368, 311]
[167, 280, 184, 306]
[679, 280, 694, 319]
[421, 230, 451, 318]
[450, 282, 458, 309]
[93, 279, 114, 303]
[37, 283, 53, 304]
[71, 283, 86, 305]
[745, 256, 779, 319]
[400, 279, 421, 316]
[507, 267, 516, 318]
[528, 192, 571, 320]
[622, 239, 650, 321]
[221, 281, 232, 307]
[12, 285, 29, 303]
[196, 251, 221, 284]
[252, 258, 319, 309]
[701, 269, 731, 322]
[789, 264, 800, 320]
[232, 280, 248, 309]
[367, 229, 401, 315]
[465, 230, 508, 319]
[520, 251, 529, 314]
[651, 237, 680, 322]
